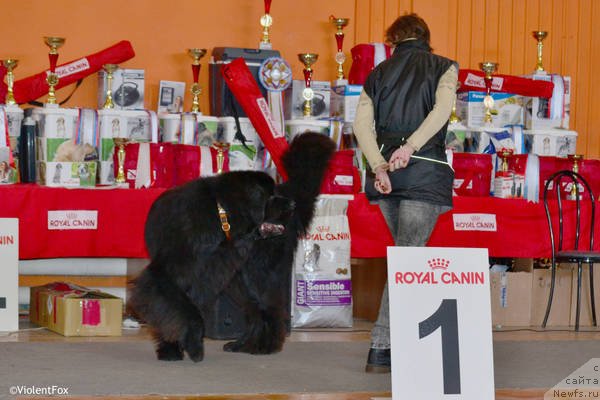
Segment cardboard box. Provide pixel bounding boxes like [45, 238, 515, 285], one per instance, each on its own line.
[490, 271, 533, 327]
[530, 266, 573, 327]
[37, 161, 97, 187]
[456, 91, 525, 128]
[566, 263, 600, 327]
[157, 80, 185, 113]
[330, 84, 362, 122]
[524, 129, 577, 157]
[30, 282, 122, 336]
[98, 68, 145, 110]
[284, 80, 331, 119]
[524, 74, 571, 130]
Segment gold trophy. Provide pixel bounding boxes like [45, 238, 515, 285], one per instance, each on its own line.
[329, 16, 349, 81]
[113, 137, 130, 184]
[448, 82, 461, 124]
[2, 59, 18, 105]
[212, 142, 231, 174]
[44, 36, 66, 105]
[187, 48, 207, 113]
[479, 61, 498, 124]
[532, 31, 548, 73]
[102, 64, 119, 109]
[298, 53, 318, 117]
[569, 154, 583, 199]
[259, 0, 273, 49]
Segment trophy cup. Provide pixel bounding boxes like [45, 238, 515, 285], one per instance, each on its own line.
[187, 48, 207, 113]
[113, 137, 130, 184]
[44, 36, 66, 105]
[102, 64, 119, 109]
[569, 154, 583, 199]
[329, 16, 349, 83]
[212, 142, 231, 174]
[448, 82, 461, 124]
[298, 53, 318, 117]
[259, 0, 273, 50]
[532, 31, 548, 73]
[2, 59, 18, 106]
[479, 61, 498, 125]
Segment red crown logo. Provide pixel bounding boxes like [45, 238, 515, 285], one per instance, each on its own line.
[316, 226, 330, 233]
[428, 258, 450, 270]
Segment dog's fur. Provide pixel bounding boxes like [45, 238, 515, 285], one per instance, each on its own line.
[128, 132, 336, 361]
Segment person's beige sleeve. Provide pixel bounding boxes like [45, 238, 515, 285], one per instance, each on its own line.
[406, 64, 459, 151]
[352, 64, 459, 169]
[352, 91, 387, 171]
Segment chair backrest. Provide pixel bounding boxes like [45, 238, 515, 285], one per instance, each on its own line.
[543, 170, 596, 257]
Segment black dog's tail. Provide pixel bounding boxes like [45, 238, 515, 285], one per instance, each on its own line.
[279, 132, 336, 233]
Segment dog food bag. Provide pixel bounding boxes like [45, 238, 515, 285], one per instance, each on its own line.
[292, 196, 353, 328]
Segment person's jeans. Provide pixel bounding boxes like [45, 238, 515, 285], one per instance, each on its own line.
[370, 198, 450, 349]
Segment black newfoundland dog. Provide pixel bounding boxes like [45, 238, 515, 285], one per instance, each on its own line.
[129, 132, 336, 361]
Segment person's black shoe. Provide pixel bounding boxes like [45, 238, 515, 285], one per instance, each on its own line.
[365, 348, 391, 373]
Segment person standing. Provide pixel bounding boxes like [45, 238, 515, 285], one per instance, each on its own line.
[352, 13, 459, 373]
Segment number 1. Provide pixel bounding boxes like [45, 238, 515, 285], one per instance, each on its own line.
[419, 299, 461, 394]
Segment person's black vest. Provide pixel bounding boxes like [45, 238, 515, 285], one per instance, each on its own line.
[363, 39, 456, 206]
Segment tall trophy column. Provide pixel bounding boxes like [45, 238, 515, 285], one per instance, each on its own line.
[259, 0, 273, 49]
[44, 36, 66, 106]
[298, 53, 318, 118]
[188, 48, 207, 114]
[2, 59, 18, 106]
[329, 16, 349, 85]
[102, 64, 118, 109]
[479, 61, 498, 125]
[532, 31, 548, 73]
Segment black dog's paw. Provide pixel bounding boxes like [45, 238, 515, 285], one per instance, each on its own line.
[156, 341, 184, 361]
[183, 329, 204, 362]
[223, 340, 246, 353]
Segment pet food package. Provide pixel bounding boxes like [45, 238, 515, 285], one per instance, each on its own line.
[330, 83, 362, 122]
[292, 196, 353, 328]
[173, 143, 229, 186]
[285, 119, 330, 142]
[0, 105, 23, 184]
[523, 74, 571, 130]
[113, 142, 175, 189]
[98, 109, 158, 185]
[217, 116, 260, 171]
[157, 80, 185, 113]
[456, 91, 525, 128]
[37, 160, 98, 187]
[451, 152, 493, 197]
[98, 68, 145, 110]
[284, 80, 331, 119]
[320, 150, 361, 195]
[159, 113, 218, 145]
[523, 128, 577, 157]
[30, 282, 122, 336]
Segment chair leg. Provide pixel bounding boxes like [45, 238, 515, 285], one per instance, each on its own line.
[542, 263, 558, 328]
[575, 262, 583, 331]
[590, 262, 597, 327]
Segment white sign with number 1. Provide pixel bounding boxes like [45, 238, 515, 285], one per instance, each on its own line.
[387, 246, 494, 399]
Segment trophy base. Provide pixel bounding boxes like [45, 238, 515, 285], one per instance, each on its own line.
[259, 42, 273, 50]
[113, 182, 130, 189]
[44, 103, 60, 109]
[333, 78, 349, 87]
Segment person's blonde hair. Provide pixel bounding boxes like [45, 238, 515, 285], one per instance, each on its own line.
[385, 13, 431, 48]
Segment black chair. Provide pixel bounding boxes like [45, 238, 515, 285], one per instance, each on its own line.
[543, 170, 600, 330]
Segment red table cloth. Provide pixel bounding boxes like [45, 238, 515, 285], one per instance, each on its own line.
[1, 185, 592, 260]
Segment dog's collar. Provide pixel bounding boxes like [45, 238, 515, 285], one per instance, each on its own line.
[216, 202, 231, 240]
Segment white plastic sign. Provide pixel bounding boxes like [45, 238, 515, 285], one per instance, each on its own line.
[387, 246, 494, 399]
[0, 218, 18, 332]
